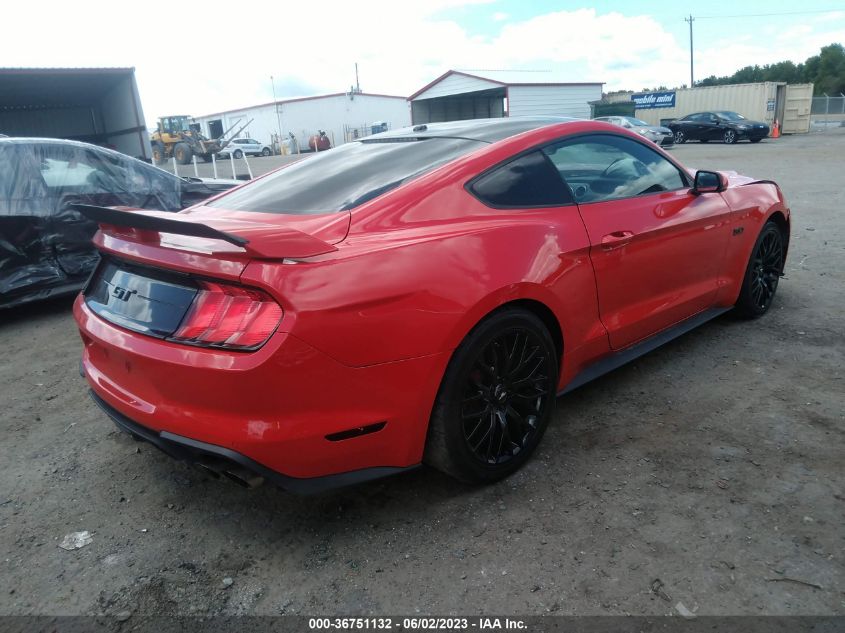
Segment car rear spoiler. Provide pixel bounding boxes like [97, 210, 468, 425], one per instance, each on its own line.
[73, 204, 338, 259]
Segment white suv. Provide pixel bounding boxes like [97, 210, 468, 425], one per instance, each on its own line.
[219, 138, 272, 158]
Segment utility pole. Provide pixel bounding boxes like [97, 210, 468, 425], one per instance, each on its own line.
[685, 14, 695, 88]
[270, 75, 283, 152]
[355, 62, 360, 93]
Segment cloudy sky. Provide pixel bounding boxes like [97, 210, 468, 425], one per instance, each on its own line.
[3, 0, 844, 125]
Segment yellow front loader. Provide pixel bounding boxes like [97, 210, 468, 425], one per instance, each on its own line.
[150, 115, 253, 165]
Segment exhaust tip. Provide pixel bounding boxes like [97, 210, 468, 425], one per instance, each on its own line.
[222, 468, 264, 489]
[194, 462, 221, 479]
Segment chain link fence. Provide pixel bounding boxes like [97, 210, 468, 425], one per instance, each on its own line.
[810, 95, 845, 130]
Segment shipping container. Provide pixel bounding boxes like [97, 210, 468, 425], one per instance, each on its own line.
[631, 82, 813, 134]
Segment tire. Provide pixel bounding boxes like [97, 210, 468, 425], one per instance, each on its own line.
[151, 142, 165, 165]
[734, 221, 785, 319]
[233, 149, 243, 159]
[261, 147, 271, 156]
[174, 142, 193, 165]
[424, 308, 559, 484]
[201, 153, 213, 163]
[723, 129, 737, 145]
[749, 138, 762, 143]
[673, 130, 686, 144]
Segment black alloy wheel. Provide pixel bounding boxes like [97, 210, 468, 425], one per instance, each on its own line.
[461, 328, 551, 465]
[425, 309, 558, 483]
[674, 130, 686, 144]
[735, 221, 785, 318]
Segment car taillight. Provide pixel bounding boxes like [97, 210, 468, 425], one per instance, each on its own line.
[171, 281, 283, 350]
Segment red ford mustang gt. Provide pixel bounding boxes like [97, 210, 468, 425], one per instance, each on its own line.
[73, 118, 789, 492]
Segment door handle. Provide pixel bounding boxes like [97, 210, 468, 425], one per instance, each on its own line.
[600, 231, 635, 250]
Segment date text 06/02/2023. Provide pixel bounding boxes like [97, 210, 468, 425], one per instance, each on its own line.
[307, 617, 528, 630]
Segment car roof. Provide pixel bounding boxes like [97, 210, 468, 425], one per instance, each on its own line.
[0, 137, 180, 179]
[368, 117, 581, 144]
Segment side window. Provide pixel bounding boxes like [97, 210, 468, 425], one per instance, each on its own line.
[470, 151, 573, 208]
[39, 146, 119, 191]
[544, 135, 688, 204]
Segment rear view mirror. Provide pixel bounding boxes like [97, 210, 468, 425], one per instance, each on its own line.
[692, 170, 724, 194]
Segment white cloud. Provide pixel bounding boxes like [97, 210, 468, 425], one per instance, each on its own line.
[492, 12, 509, 21]
[2, 1, 843, 125]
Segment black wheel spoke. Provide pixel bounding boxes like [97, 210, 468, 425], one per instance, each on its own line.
[506, 331, 522, 372]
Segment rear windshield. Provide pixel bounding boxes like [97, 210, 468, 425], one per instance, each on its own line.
[207, 137, 486, 215]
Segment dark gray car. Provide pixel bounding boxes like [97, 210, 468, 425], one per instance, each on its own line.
[668, 111, 770, 145]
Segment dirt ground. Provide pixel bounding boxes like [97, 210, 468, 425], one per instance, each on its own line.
[0, 130, 843, 618]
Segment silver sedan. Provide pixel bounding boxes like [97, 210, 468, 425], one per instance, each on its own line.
[594, 116, 674, 147]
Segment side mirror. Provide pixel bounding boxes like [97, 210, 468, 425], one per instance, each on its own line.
[692, 170, 725, 194]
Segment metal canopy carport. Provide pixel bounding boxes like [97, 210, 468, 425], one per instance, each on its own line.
[0, 68, 150, 158]
[409, 70, 603, 124]
[410, 71, 507, 124]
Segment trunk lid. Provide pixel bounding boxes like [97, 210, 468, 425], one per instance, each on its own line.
[76, 204, 350, 262]
[77, 204, 349, 339]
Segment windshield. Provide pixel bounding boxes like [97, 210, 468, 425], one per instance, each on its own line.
[716, 111, 746, 121]
[206, 136, 486, 214]
[623, 117, 650, 126]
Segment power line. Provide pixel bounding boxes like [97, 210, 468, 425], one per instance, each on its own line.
[695, 8, 843, 19]
[455, 69, 551, 73]
[683, 8, 841, 87]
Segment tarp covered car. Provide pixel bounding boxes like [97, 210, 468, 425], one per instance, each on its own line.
[0, 138, 237, 309]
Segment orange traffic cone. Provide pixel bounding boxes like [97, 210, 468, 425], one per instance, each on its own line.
[772, 119, 780, 138]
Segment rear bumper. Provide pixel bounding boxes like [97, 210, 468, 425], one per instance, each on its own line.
[89, 390, 416, 494]
[75, 296, 447, 483]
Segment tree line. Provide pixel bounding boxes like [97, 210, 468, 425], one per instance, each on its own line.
[696, 43, 845, 95]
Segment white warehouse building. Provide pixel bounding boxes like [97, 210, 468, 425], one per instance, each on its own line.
[409, 70, 604, 124]
[193, 92, 410, 152]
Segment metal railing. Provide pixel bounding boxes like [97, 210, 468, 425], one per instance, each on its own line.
[810, 95, 845, 130]
[343, 122, 391, 143]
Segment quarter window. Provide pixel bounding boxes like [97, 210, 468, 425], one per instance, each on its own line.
[470, 151, 573, 208]
[543, 135, 687, 203]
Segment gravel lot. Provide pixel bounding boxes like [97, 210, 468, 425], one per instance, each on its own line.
[1, 130, 843, 618]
